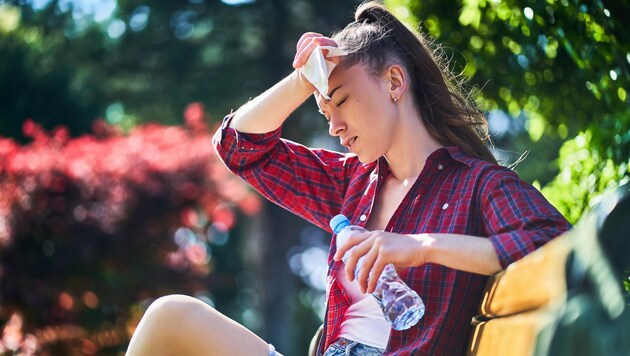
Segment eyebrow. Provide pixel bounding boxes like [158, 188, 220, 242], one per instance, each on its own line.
[327, 85, 342, 101]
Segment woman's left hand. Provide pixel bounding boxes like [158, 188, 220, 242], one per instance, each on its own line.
[333, 231, 435, 294]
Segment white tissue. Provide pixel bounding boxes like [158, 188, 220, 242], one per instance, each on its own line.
[300, 46, 347, 100]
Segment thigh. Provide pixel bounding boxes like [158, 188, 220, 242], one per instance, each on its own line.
[127, 294, 271, 356]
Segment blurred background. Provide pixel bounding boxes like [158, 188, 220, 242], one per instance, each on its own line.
[0, 0, 628, 354]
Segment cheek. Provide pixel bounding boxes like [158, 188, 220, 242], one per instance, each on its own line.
[352, 96, 382, 119]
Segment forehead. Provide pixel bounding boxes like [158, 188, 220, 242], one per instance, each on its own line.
[330, 63, 370, 86]
[315, 64, 373, 105]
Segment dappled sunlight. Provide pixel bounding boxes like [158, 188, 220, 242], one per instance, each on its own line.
[1, 0, 628, 354]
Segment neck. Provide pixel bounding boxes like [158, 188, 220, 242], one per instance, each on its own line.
[384, 102, 443, 181]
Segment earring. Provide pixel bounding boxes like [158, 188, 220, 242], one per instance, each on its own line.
[392, 96, 398, 102]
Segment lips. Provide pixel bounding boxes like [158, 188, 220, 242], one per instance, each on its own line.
[341, 136, 357, 148]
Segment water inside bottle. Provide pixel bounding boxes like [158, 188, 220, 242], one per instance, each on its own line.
[375, 265, 425, 330]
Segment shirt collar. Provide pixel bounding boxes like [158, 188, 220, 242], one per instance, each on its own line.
[375, 146, 474, 178]
[441, 146, 475, 167]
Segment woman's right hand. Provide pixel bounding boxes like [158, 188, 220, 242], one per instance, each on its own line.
[292, 32, 341, 69]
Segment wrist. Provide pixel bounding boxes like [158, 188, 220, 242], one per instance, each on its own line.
[290, 68, 316, 95]
[414, 233, 436, 266]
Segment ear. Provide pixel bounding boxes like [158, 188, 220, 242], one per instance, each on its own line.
[384, 64, 407, 101]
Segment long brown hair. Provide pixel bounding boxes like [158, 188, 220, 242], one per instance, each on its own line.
[332, 1, 497, 164]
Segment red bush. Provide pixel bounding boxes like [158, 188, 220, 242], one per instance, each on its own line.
[0, 103, 260, 354]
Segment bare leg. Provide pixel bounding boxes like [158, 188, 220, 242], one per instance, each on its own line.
[126, 294, 271, 356]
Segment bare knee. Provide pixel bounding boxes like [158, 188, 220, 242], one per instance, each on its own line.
[127, 294, 216, 354]
[128, 294, 268, 356]
[148, 294, 207, 315]
[141, 294, 213, 331]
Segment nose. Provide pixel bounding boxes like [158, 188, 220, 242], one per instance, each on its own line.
[328, 114, 345, 137]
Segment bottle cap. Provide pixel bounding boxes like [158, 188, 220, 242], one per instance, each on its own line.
[330, 214, 350, 233]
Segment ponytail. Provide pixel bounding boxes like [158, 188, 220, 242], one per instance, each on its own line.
[333, 1, 497, 164]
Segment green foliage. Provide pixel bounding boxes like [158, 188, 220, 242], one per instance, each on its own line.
[0, 3, 103, 139]
[386, 0, 630, 303]
[0, 0, 360, 141]
[542, 130, 629, 224]
[385, 0, 629, 218]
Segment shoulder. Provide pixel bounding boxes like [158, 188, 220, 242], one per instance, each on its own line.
[441, 146, 517, 180]
[439, 147, 539, 203]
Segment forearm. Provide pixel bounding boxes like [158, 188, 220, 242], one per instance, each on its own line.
[422, 233, 502, 276]
[230, 70, 315, 133]
[334, 230, 503, 293]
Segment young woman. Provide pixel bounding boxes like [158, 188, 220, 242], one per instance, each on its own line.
[126, 2, 571, 355]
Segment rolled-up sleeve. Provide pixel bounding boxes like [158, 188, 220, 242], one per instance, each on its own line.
[213, 114, 283, 171]
[480, 168, 571, 268]
[212, 114, 361, 230]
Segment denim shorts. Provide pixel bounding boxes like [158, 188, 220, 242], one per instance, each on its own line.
[323, 337, 385, 356]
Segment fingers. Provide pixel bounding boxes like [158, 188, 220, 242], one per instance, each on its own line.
[339, 232, 380, 291]
[337, 231, 421, 294]
[293, 40, 319, 68]
[333, 230, 368, 261]
[349, 237, 388, 294]
[365, 252, 387, 294]
[296, 32, 322, 51]
[352, 244, 386, 294]
[293, 33, 339, 68]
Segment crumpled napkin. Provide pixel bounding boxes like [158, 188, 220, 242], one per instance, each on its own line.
[300, 46, 348, 100]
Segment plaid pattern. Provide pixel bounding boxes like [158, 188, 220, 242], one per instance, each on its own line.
[213, 115, 571, 355]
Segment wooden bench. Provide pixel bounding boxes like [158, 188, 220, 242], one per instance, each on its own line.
[469, 185, 629, 355]
[308, 185, 630, 355]
[467, 230, 574, 355]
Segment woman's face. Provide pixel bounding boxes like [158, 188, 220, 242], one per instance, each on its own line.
[315, 63, 398, 163]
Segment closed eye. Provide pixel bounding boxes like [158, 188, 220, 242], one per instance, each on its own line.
[336, 96, 348, 108]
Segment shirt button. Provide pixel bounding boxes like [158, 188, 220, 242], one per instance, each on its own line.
[438, 164, 444, 170]
[360, 214, 367, 221]
[442, 203, 449, 210]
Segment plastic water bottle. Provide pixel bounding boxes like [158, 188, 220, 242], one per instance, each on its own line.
[330, 214, 425, 330]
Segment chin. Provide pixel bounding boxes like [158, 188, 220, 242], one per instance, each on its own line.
[356, 153, 379, 164]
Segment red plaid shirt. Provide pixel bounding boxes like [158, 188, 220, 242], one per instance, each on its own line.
[213, 115, 571, 355]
